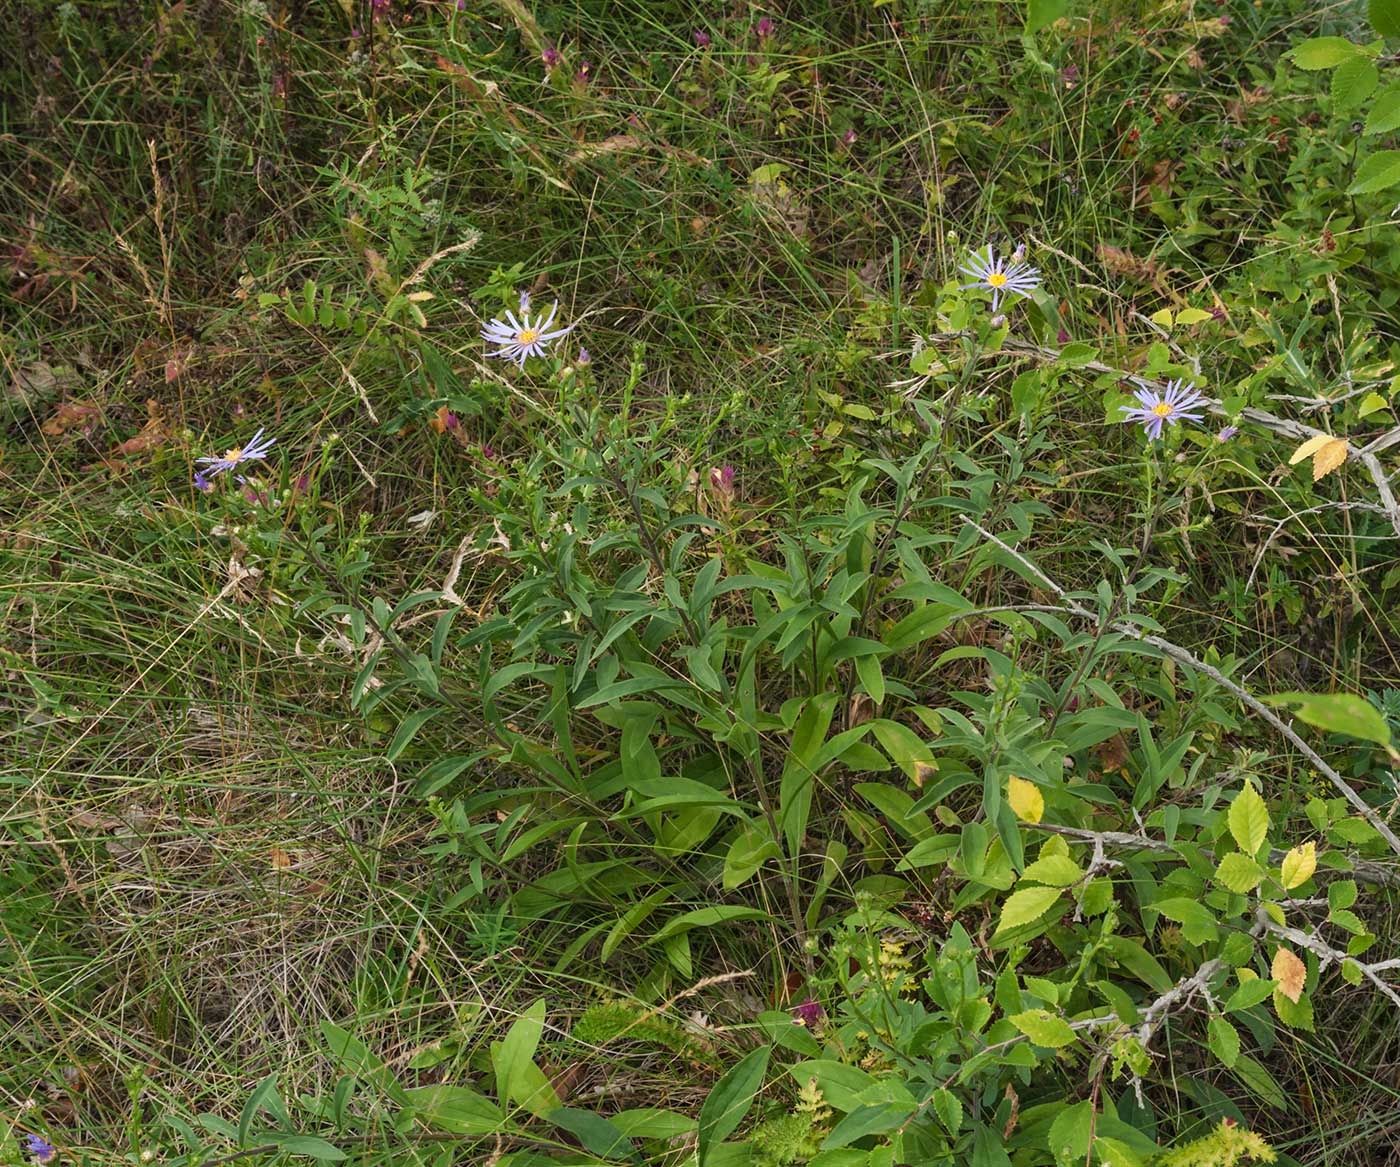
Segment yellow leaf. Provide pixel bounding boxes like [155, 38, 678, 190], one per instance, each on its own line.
[1310, 437, 1348, 481]
[1280, 841, 1317, 890]
[1007, 776, 1044, 824]
[1272, 947, 1306, 1004]
[1150, 308, 1175, 328]
[1288, 434, 1334, 465]
[1176, 307, 1213, 325]
[1358, 391, 1390, 418]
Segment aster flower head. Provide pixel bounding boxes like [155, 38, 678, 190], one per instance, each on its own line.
[959, 245, 1041, 312]
[193, 470, 214, 493]
[481, 292, 573, 369]
[576, 346, 591, 367]
[195, 427, 276, 478]
[1119, 379, 1209, 440]
[1216, 425, 1239, 443]
[25, 1135, 56, 1164]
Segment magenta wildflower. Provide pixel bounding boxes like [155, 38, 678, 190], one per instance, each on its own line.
[790, 998, 824, 1027]
[1211, 305, 1227, 321]
[24, 1136, 56, 1165]
[1061, 63, 1079, 88]
[709, 464, 735, 498]
[1119, 379, 1209, 440]
[370, 0, 390, 18]
[693, 29, 711, 48]
[1056, 327, 1071, 344]
[755, 15, 774, 38]
[841, 128, 857, 146]
[542, 45, 562, 69]
[481, 444, 498, 461]
[576, 59, 592, 83]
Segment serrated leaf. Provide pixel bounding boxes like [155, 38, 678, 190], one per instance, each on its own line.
[1007, 775, 1043, 824]
[1329, 907, 1366, 934]
[1208, 1016, 1241, 1068]
[1272, 947, 1306, 1003]
[1225, 977, 1276, 1013]
[1021, 854, 1084, 888]
[1358, 390, 1391, 417]
[1273, 987, 1315, 1030]
[994, 886, 1063, 936]
[1350, 149, 1400, 194]
[1280, 842, 1317, 890]
[1010, 1008, 1077, 1048]
[1228, 782, 1269, 857]
[1332, 56, 1380, 111]
[1292, 36, 1363, 69]
[1342, 958, 1364, 985]
[1367, 83, 1400, 134]
[932, 1087, 962, 1134]
[1329, 879, 1359, 911]
[1215, 852, 1265, 893]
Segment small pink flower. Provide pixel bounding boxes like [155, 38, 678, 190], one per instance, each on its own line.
[709, 464, 735, 498]
[1056, 327, 1070, 344]
[1211, 305, 1226, 321]
[841, 128, 856, 146]
[693, 29, 711, 48]
[755, 15, 774, 38]
[576, 346, 591, 366]
[790, 998, 824, 1027]
[576, 59, 592, 83]
[481, 444, 498, 462]
[542, 45, 562, 69]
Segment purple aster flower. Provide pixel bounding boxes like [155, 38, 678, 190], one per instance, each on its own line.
[959, 245, 1041, 312]
[790, 998, 824, 1027]
[1119, 379, 1209, 440]
[195, 428, 276, 479]
[193, 470, 214, 493]
[481, 292, 573, 368]
[24, 1135, 56, 1164]
[1216, 425, 1239, 442]
[693, 29, 711, 48]
[576, 346, 591, 366]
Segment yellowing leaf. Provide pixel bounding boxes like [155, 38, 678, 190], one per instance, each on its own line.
[1150, 308, 1175, 328]
[1358, 390, 1391, 418]
[1272, 947, 1306, 1004]
[1227, 782, 1269, 857]
[1311, 437, 1348, 480]
[1287, 434, 1348, 481]
[1288, 433, 1334, 465]
[1007, 776, 1044, 824]
[1280, 841, 1317, 890]
[1175, 307, 1213, 325]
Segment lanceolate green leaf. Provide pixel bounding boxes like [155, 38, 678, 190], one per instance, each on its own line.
[698, 1046, 770, 1164]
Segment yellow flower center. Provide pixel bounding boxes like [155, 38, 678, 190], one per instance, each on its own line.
[1151, 402, 1174, 418]
[986, 272, 1008, 288]
[517, 328, 539, 345]
[224, 446, 242, 461]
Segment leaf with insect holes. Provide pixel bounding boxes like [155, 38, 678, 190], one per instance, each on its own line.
[1287, 433, 1348, 481]
[1215, 852, 1265, 894]
[1280, 842, 1317, 890]
[1228, 782, 1269, 857]
[1007, 776, 1043, 824]
[1010, 1009, 1077, 1048]
[1272, 947, 1306, 1004]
